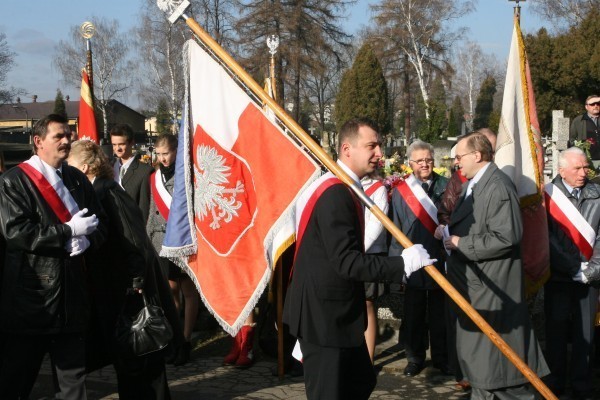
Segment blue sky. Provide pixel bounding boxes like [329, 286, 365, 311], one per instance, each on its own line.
[1, 0, 546, 106]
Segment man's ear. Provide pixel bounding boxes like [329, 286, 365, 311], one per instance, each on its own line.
[33, 135, 42, 149]
[340, 142, 350, 157]
[474, 151, 483, 163]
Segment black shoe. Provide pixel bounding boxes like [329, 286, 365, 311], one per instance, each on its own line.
[433, 363, 452, 376]
[164, 344, 177, 364]
[403, 362, 424, 377]
[173, 341, 192, 366]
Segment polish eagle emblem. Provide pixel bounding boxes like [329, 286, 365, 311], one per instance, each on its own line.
[193, 144, 245, 230]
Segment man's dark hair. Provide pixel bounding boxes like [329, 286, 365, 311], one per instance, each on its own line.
[110, 123, 135, 143]
[337, 118, 379, 154]
[458, 131, 494, 162]
[32, 114, 69, 141]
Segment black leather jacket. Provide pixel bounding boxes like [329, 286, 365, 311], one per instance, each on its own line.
[0, 164, 106, 334]
[548, 175, 600, 284]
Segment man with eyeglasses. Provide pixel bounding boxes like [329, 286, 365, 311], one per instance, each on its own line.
[544, 147, 600, 399]
[388, 140, 449, 378]
[441, 131, 548, 399]
[570, 95, 600, 161]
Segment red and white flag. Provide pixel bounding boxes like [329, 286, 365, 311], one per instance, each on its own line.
[78, 69, 98, 143]
[161, 40, 320, 334]
[495, 18, 549, 294]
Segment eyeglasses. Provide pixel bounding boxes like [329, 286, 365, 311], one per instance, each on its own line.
[454, 151, 477, 161]
[587, 102, 600, 106]
[409, 158, 434, 165]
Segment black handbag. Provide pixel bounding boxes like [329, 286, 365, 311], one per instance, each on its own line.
[115, 291, 173, 357]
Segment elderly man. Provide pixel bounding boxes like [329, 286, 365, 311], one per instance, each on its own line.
[570, 95, 600, 162]
[544, 147, 600, 400]
[389, 139, 449, 377]
[283, 118, 435, 400]
[0, 114, 106, 399]
[442, 131, 548, 399]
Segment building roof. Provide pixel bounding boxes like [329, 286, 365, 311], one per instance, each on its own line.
[0, 99, 146, 120]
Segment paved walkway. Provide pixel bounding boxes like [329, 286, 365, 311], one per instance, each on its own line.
[30, 329, 475, 400]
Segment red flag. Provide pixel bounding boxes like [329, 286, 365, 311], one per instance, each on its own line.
[78, 69, 98, 143]
[496, 18, 549, 294]
[161, 40, 319, 334]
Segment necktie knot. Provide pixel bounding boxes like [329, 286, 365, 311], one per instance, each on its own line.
[572, 188, 580, 199]
[421, 182, 429, 192]
[56, 170, 62, 179]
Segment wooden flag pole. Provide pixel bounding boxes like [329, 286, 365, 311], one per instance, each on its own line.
[158, 2, 556, 399]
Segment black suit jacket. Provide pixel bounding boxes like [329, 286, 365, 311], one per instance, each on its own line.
[283, 183, 405, 348]
[120, 158, 154, 223]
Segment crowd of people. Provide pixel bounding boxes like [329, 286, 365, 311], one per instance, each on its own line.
[0, 103, 599, 400]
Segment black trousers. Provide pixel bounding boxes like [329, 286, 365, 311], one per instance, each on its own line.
[114, 350, 171, 400]
[544, 281, 597, 395]
[299, 339, 376, 400]
[0, 332, 87, 400]
[402, 287, 447, 365]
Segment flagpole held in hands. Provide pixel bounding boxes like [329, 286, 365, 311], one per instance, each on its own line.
[156, 2, 556, 398]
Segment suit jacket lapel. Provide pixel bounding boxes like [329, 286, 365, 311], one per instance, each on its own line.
[121, 159, 137, 186]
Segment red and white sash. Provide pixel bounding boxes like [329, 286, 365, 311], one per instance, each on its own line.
[395, 174, 439, 235]
[364, 180, 384, 197]
[150, 170, 172, 220]
[18, 155, 79, 223]
[544, 182, 595, 260]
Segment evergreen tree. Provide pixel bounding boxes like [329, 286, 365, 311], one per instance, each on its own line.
[334, 68, 357, 132]
[473, 75, 496, 130]
[525, 12, 600, 132]
[334, 43, 390, 134]
[156, 98, 172, 134]
[448, 95, 465, 137]
[54, 89, 67, 119]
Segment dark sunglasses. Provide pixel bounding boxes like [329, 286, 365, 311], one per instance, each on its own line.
[587, 102, 600, 106]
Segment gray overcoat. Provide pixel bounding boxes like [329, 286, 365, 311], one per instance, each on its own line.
[446, 162, 549, 390]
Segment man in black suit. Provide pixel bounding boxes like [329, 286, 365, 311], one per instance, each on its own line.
[110, 124, 154, 222]
[283, 118, 435, 400]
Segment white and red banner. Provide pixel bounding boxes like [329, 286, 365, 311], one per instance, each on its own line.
[394, 174, 438, 236]
[78, 69, 98, 143]
[544, 183, 594, 260]
[161, 40, 320, 334]
[150, 170, 172, 220]
[495, 17, 549, 294]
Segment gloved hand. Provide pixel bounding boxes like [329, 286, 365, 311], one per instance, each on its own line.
[65, 236, 90, 257]
[401, 244, 437, 278]
[573, 262, 589, 283]
[65, 208, 98, 237]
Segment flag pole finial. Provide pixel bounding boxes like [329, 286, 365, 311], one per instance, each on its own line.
[508, 0, 525, 23]
[80, 21, 96, 104]
[266, 35, 279, 102]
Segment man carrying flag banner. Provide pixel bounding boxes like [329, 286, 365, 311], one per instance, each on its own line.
[78, 69, 98, 143]
[495, 17, 549, 294]
[160, 39, 320, 335]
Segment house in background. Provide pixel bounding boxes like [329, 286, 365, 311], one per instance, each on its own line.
[0, 96, 146, 168]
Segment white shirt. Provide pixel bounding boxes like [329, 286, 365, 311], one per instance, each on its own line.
[114, 157, 134, 184]
[361, 176, 388, 254]
[466, 162, 491, 197]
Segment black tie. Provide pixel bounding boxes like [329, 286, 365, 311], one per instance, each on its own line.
[572, 188, 580, 199]
[56, 170, 62, 179]
[421, 182, 429, 193]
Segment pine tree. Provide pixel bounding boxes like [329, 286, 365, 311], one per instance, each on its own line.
[156, 98, 172, 134]
[448, 95, 465, 137]
[334, 43, 390, 134]
[54, 89, 67, 119]
[473, 75, 496, 130]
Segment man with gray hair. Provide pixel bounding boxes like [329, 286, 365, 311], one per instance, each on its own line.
[389, 139, 449, 377]
[544, 146, 600, 399]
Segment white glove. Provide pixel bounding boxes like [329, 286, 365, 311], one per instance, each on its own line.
[573, 262, 589, 283]
[401, 244, 437, 278]
[65, 208, 98, 237]
[65, 236, 90, 257]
